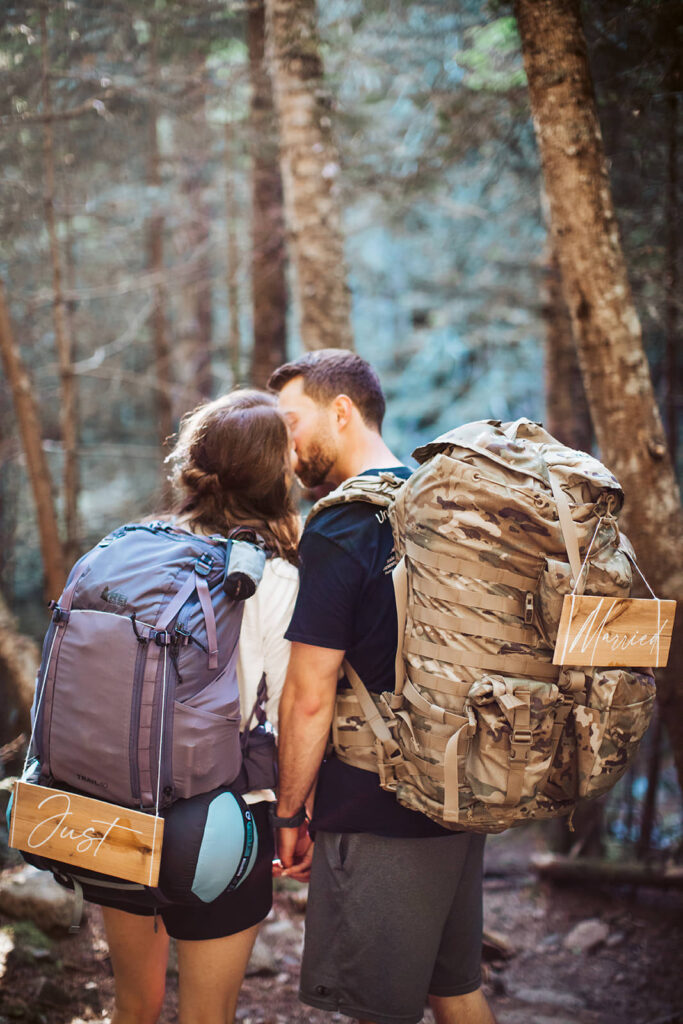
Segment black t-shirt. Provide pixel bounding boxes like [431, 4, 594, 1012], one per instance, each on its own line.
[285, 467, 451, 837]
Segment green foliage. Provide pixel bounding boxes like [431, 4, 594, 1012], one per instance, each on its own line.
[455, 17, 527, 92]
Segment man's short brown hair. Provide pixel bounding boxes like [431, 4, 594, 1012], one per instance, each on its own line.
[268, 349, 386, 431]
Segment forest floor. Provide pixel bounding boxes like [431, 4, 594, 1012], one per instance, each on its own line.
[0, 825, 681, 1024]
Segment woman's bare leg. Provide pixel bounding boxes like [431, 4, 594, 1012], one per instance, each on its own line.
[101, 906, 170, 1024]
[176, 923, 260, 1024]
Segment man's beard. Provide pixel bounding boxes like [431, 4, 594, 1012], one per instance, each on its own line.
[295, 441, 336, 488]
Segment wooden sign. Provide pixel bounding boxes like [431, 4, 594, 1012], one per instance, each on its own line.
[9, 782, 163, 887]
[553, 595, 676, 668]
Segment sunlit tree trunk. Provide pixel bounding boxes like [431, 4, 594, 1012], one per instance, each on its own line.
[0, 279, 66, 599]
[224, 122, 242, 384]
[265, 0, 353, 351]
[146, 24, 174, 464]
[0, 588, 39, 731]
[40, 11, 79, 560]
[543, 247, 592, 452]
[515, 0, 683, 794]
[248, 0, 288, 387]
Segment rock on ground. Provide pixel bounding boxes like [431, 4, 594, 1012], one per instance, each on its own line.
[0, 866, 78, 933]
[563, 918, 610, 954]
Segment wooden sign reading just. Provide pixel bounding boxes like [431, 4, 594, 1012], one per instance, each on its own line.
[553, 595, 676, 669]
[9, 782, 163, 887]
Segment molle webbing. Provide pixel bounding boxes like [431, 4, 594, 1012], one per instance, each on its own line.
[405, 637, 560, 682]
[404, 538, 539, 592]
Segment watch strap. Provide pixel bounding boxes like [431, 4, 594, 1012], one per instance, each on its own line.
[270, 805, 307, 828]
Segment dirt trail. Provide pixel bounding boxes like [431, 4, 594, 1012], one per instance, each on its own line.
[1, 829, 681, 1024]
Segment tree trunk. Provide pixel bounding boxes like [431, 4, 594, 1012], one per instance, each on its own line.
[178, 58, 213, 400]
[146, 26, 174, 483]
[40, 11, 80, 561]
[664, 85, 679, 461]
[0, 589, 39, 733]
[0, 279, 66, 599]
[224, 122, 242, 384]
[265, 0, 353, 351]
[543, 246, 593, 452]
[248, 0, 288, 387]
[515, 0, 683, 795]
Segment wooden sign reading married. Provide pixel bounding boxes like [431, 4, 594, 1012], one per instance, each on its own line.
[9, 782, 164, 887]
[553, 595, 676, 668]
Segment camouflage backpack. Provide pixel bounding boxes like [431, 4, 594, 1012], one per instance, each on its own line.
[315, 418, 656, 834]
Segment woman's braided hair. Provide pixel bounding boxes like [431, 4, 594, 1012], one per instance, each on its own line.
[165, 389, 299, 564]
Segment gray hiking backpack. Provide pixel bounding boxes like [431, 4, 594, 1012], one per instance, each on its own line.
[317, 419, 656, 834]
[31, 520, 272, 811]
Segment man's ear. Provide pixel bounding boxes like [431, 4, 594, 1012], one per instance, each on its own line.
[333, 394, 354, 430]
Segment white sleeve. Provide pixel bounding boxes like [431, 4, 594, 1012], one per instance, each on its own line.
[260, 559, 299, 730]
[237, 557, 299, 731]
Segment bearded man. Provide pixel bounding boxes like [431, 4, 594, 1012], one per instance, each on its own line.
[269, 349, 495, 1024]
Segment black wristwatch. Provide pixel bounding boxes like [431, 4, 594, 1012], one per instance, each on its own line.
[270, 805, 307, 828]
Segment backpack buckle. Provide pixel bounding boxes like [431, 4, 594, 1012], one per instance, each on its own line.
[150, 629, 170, 647]
[194, 554, 214, 577]
[510, 729, 532, 762]
[524, 592, 534, 624]
[50, 603, 70, 625]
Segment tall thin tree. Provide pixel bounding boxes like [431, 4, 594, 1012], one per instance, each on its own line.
[0, 279, 66, 599]
[248, 0, 288, 386]
[515, 0, 683, 791]
[146, 21, 174, 464]
[40, 10, 80, 562]
[224, 121, 243, 384]
[265, 0, 353, 351]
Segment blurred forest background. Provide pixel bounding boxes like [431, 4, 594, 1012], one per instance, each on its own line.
[0, 0, 681, 868]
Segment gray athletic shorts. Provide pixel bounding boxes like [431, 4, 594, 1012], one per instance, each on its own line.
[299, 829, 485, 1024]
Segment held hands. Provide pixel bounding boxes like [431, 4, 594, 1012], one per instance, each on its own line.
[274, 821, 314, 883]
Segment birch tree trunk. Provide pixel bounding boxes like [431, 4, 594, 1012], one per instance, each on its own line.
[0, 279, 66, 599]
[146, 25, 174, 460]
[515, 0, 683, 792]
[265, 0, 353, 351]
[248, 0, 288, 387]
[224, 123, 242, 384]
[40, 11, 80, 560]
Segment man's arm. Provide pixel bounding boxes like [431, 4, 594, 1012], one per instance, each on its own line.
[276, 640, 344, 874]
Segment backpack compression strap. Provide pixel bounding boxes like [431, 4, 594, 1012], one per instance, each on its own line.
[306, 471, 406, 526]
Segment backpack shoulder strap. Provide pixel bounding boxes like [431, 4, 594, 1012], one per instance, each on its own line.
[306, 471, 406, 526]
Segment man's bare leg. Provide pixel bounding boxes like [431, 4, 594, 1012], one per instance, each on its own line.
[357, 990, 496, 1024]
[429, 988, 497, 1024]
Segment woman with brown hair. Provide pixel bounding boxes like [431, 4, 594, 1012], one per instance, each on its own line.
[99, 389, 299, 1024]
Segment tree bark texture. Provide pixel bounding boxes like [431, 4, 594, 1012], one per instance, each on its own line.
[224, 123, 242, 384]
[248, 1, 288, 387]
[265, 0, 353, 351]
[146, 26, 174, 463]
[179, 59, 213, 400]
[515, 0, 683, 792]
[543, 246, 593, 453]
[40, 11, 80, 561]
[0, 589, 39, 733]
[664, 85, 679, 460]
[0, 279, 66, 600]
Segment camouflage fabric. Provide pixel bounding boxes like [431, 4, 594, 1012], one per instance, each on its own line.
[311, 418, 656, 834]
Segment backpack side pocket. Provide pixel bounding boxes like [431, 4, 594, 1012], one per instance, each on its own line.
[465, 674, 563, 806]
[573, 667, 655, 799]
